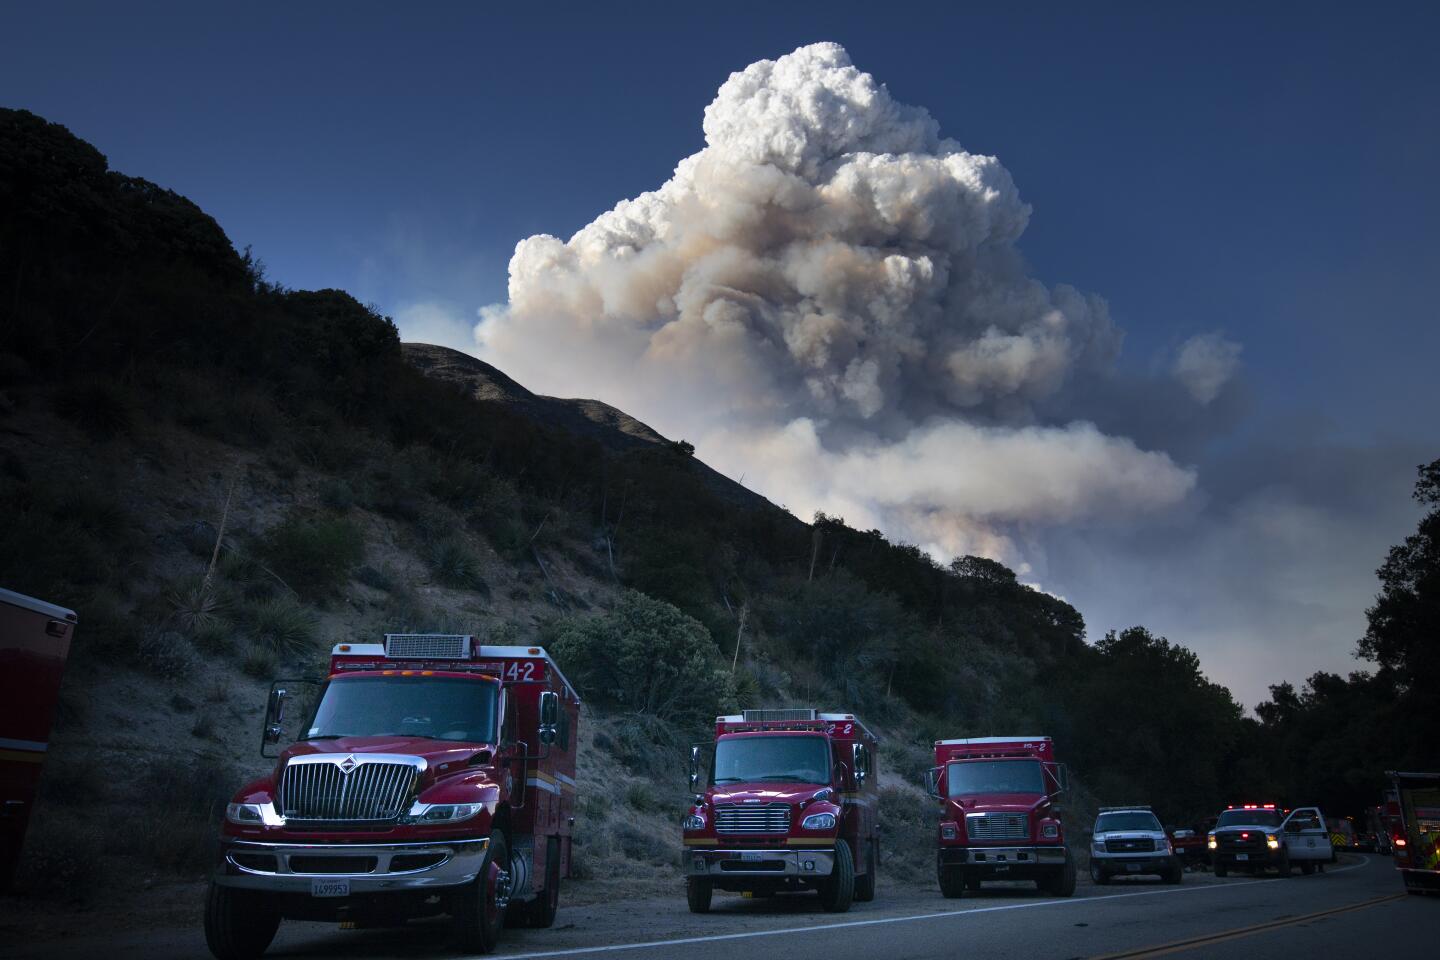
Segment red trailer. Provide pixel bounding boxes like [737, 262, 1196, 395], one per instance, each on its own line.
[0, 587, 78, 891]
[682, 709, 879, 914]
[927, 736, 1075, 897]
[206, 634, 580, 958]
[1386, 771, 1440, 895]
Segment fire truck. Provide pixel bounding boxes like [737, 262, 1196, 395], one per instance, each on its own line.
[682, 709, 879, 914]
[0, 587, 78, 891]
[205, 635, 580, 959]
[926, 736, 1075, 897]
[1386, 771, 1440, 895]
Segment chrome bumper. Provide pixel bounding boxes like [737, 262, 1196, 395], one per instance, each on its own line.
[943, 845, 1068, 866]
[215, 837, 488, 893]
[684, 847, 836, 877]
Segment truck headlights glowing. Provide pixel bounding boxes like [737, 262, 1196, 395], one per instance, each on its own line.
[801, 812, 837, 831]
[1207, 834, 1217, 850]
[408, 802, 484, 823]
[683, 814, 706, 831]
[225, 803, 266, 825]
[1266, 834, 1279, 850]
[1041, 823, 1060, 839]
[941, 822, 959, 841]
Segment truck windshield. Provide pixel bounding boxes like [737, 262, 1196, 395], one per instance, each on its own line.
[306, 676, 498, 742]
[713, 735, 830, 785]
[1095, 812, 1161, 833]
[1216, 809, 1283, 828]
[947, 759, 1044, 797]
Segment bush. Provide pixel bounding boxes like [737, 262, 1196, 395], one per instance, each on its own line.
[168, 575, 228, 632]
[241, 642, 279, 679]
[55, 378, 136, 439]
[260, 512, 364, 597]
[549, 591, 735, 724]
[243, 596, 317, 655]
[427, 536, 486, 591]
[135, 628, 196, 677]
[355, 563, 398, 593]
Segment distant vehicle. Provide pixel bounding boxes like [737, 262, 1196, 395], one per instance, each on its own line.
[1090, 807, 1182, 884]
[205, 635, 581, 958]
[1207, 804, 1334, 876]
[1363, 801, 1394, 854]
[926, 736, 1075, 898]
[0, 587, 78, 892]
[1327, 816, 1355, 853]
[682, 709, 880, 914]
[1386, 770, 1440, 895]
[1169, 816, 1216, 867]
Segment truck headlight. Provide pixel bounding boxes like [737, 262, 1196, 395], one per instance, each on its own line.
[801, 812, 837, 831]
[941, 822, 959, 841]
[1207, 834, 1217, 850]
[683, 814, 706, 831]
[408, 802, 484, 823]
[226, 803, 265, 825]
[1266, 834, 1279, 850]
[1041, 823, 1060, 839]
[1092, 839, 1105, 852]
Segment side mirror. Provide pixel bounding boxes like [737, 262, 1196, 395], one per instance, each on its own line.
[852, 743, 868, 787]
[924, 767, 942, 799]
[689, 745, 701, 791]
[262, 685, 288, 757]
[1048, 762, 1070, 795]
[538, 691, 559, 746]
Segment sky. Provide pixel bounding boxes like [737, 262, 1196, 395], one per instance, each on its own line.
[5, 1, 1437, 708]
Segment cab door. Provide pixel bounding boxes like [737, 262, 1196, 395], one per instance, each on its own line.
[1282, 807, 1333, 862]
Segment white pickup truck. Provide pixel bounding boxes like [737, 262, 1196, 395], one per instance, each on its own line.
[1208, 804, 1334, 876]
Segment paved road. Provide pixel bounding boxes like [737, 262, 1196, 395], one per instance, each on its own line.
[5, 856, 1428, 959]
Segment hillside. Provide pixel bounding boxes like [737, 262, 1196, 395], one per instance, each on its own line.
[0, 107, 1279, 937]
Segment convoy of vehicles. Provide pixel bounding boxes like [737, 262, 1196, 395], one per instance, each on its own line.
[205, 634, 580, 959]
[0, 587, 78, 892]
[1089, 807, 1182, 884]
[682, 709, 879, 914]
[927, 736, 1075, 898]
[1207, 804, 1334, 876]
[1386, 771, 1440, 895]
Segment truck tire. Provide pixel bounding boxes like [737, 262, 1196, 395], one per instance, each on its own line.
[819, 840, 855, 913]
[1090, 862, 1110, 885]
[1276, 850, 1291, 877]
[938, 865, 965, 899]
[853, 839, 877, 902]
[204, 882, 280, 960]
[686, 877, 713, 913]
[1043, 855, 1077, 897]
[523, 837, 561, 928]
[1214, 861, 1228, 878]
[1166, 858, 1183, 885]
[454, 831, 510, 953]
[1300, 861, 1315, 875]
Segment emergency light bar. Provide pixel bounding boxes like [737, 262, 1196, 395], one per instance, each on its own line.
[1099, 806, 1152, 812]
[742, 708, 818, 722]
[384, 633, 471, 659]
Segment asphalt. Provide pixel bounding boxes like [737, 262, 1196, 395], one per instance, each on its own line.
[3, 855, 1429, 960]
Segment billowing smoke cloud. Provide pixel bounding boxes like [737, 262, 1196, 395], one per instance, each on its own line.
[1173, 333, 1242, 405]
[476, 42, 1198, 563]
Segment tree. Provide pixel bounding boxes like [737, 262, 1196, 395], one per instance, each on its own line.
[1359, 458, 1440, 690]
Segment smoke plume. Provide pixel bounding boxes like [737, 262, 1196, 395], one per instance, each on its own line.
[476, 42, 1199, 563]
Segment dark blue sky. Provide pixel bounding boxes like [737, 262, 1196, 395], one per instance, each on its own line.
[6, 2, 1437, 702]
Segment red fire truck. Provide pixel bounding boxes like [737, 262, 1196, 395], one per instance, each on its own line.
[927, 736, 1075, 897]
[0, 587, 78, 892]
[1386, 771, 1440, 895]
[205, 635, 580, 959]
[682, 709, 879, 914]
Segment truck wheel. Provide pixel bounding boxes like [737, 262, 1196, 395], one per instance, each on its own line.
[204, 882, 280, 960]
[1277, 851, 1291, 877]
[819, 840, 855, 913]
[524, 837, 562, 928]
[1300, 861, 1315, 875]
[853, 839, 877, 902]
[1090, 862, 1110, 885]
[686, 877, 713, 913]
[938, 865, 965, 899]
[454, 831, 510, 953]
[1214, 861, 1228, 878]
[1166, 859, 1183, 885]
[1047, 855, 1077, 897]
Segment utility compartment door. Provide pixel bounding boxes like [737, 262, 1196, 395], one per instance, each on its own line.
[1282, 807, 1332, 861]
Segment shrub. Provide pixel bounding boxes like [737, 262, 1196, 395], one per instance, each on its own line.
[355, 563, 398, 593]
[55, 378, 136, 439]
[260, 512, 364, 597]
[243, 596, 317, 656]
[624, 781, 659, 813]
[241, 642, 279, 679]
[169, 576, 228, 632]
[135, 628, 196, 677]
[549, 591, 735, 724]
[427, 536, 487, 591]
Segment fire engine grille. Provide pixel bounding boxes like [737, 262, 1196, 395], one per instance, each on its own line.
[714, 803, 792, 835]
[966, 813, 1029, 841]
[1105, 838, 1156, 853]
[383, 633, 471, 659]
[278, 760, 419, 822]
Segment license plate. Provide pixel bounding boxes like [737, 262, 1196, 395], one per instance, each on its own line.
[1235, 854, 1249, 861]
[311, 878, 350, 898]
[740, 851, 764, 861]
[1125, 863, 1141, 872]
[994, 865, 1010, 872]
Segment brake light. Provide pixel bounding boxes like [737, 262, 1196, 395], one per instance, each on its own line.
[1396, 837, 1408, 847]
